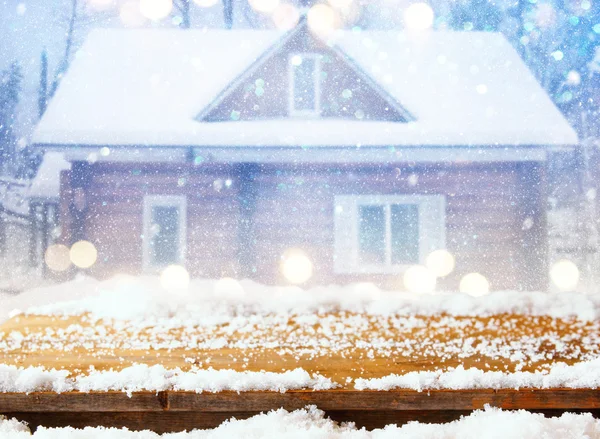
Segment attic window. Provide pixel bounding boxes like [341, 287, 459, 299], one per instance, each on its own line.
[289, 53, 321, 117]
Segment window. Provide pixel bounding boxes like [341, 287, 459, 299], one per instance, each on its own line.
[289, 53, 321, 117]
[334, 195, 445, 274]
[143, 195, 187, 271]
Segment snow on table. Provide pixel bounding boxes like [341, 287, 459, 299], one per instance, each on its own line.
[1, 276, 600, 393]
[2, 406, 600, 438]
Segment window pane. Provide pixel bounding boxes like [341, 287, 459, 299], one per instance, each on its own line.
[391, 204, 419, 264]
[151, 205, 180, 265]
[358, 205, 386, 264]
[292, 56, 317, 112]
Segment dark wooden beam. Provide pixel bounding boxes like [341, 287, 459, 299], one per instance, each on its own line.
[1, 389, 600, 432]
[2, 389, 600, 413]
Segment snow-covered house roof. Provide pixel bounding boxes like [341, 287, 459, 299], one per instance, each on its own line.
[32, 27, 577, 157]
[28, 152, 71, 201]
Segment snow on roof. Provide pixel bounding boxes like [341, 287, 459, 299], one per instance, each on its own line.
[28, 152, 71, 200]
[0, 178, 29, 217]
[32, 28, 577, 150]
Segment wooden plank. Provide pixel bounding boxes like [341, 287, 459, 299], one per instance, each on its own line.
[9, 408, 599, 434]
[4, 312, 598, 382]
[1, 389, 600, 413]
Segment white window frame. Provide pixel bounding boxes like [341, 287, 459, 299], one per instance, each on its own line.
[334, 195, 446, 274]
[142, 195, 187, 272]
[288, 53, 322, 118]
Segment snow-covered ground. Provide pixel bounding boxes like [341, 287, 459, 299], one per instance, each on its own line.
[3, 274, 600, 323]
[2, 406, 600, 438]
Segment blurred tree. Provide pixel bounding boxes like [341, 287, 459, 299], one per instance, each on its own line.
[50, 0, 114, 98]
[173, 0, 234, 29]
[0, 62, 22, 175]
[448, 0, 503, 31]
[38, 49, 48, 119]
[224, 0, 233, 28]
[174, 0, 192, 28]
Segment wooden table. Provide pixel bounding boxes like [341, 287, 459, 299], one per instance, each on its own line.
[1, 312, 600, 432]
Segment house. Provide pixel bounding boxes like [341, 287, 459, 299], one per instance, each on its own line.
[0, 153, 70, 290]
[28, 152, 71, 275]
[31, 22, 578, 290]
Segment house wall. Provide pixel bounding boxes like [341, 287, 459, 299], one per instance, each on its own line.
[60, 163, 241, 279]
[59, 160, 547, 291]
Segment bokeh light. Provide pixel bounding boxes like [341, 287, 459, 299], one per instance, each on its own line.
[426, 249, 455, 278]
[44, 244, 72, 272]
[139, 0, 173, 21]
[403, 265, 436, 293]
[69, 240, 98, 269]
[281, 249, 313, 284]
[566, 70, 581, 85]
[535, 3, 556, 28]
[459, 272, 490, 296]
[160, 265, 190, 290]
[550, 259, 579, 292]
[403, 2, 434, 31]
[249, 0, 279, 13]
[193, 0, 218, 7]
[307, 4, 339, 37]
[120, 1, 147, 27]
[272, 3, 300, 30]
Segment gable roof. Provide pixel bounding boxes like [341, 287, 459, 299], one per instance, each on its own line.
[31, 27, 577, 150]
[196, 22, 414, 123]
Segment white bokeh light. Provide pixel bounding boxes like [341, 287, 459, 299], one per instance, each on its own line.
[459, 272, 490, 296]
[45, 244, 72, 272]
[160, 265, 190, 290]
[249, 0, 280, 13]
[281, 249, 313, 284]
[425, 249, 455, 278]
[193, 0, 218, 7]
[272, 3, 300, 30]
[403, 265, 436, 293]
[120, 1, 147, 27]
[307, 4, 339, 37]
[139, 0, 173, 21]
[69, 240, 98, 269]
[403, 2, 434, 31]
[550, 260, 579, 291]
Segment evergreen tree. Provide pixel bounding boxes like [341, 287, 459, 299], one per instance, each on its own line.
[0, 62, 22, 175]
[224, 0, 233, 29]
[39, 49, 48, 118]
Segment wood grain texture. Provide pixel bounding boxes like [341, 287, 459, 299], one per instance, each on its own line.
[11, 409, 600, 433]
[2, 389, 600, 414]
[58, 160, 544, 290]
